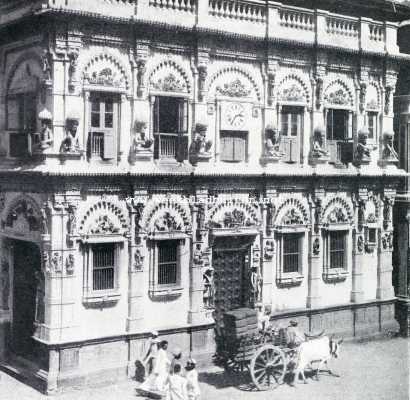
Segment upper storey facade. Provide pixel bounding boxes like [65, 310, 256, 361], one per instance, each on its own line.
[0, 0, 407, 176]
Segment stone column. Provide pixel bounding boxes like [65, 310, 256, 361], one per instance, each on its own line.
[126, 189, 148, 332]
[260, 203, 274, 307]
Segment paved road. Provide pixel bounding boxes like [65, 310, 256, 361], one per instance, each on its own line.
[0, 337, 408, 400]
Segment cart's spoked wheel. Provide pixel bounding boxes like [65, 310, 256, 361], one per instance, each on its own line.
[250, 345, 286, 391]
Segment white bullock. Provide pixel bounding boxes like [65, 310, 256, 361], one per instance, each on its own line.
[292, 335, 343, 384]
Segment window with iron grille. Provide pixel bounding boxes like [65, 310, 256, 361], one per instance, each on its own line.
[157, 240, 178, 285]
[283, 233, 302, 273]
[329, 231, 346, 269]
[88, 93, 118, 160]
[92, 243, 115, 291]
[153, 96, 188, 162]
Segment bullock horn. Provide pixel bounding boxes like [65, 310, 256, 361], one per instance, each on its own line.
[338, 338, 344, 344]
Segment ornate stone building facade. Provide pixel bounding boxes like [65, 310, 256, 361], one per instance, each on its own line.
[0, 0, 408, 393]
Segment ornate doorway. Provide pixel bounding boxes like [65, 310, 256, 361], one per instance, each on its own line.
[212, 236, 252, 330]
[11, 240, 41, 359]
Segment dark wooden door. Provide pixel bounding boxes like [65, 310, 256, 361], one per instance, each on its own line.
[212, 237, 251, 330]
[11, 240, 40, 358]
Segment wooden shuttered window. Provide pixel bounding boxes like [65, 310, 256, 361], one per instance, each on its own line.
[92, 244, 115, 291]
[7, 92, 37, 157]
[282, 233, 302, 274]
[88, 93, 118, 160]
[220, 131, 246, 162]
[153, 96, 189, 161]
[157, 240, 178, 286]
[280, 107, 303, 163]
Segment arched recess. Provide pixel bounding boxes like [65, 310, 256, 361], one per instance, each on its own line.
[78, 200, 129, 237]
[1, 195, 43, 238]
[142, 199, 192, 235]
[206, 66, 262, 102]
[148, 59, 192, 95]
[274, 198, 310, 227]
[324, 79, 355, 108]
[322, 196, 354, 226]
[81, 52, 131, 92]
[209, 199, 261, 229]
[277, 74, 311, 105]
[6, 51, 43, 94]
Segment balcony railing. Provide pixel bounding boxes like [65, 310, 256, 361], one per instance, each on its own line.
[154, 133, 188, 161]
[0, 0, 401, 56]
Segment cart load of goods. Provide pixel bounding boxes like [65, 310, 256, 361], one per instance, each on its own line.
[223, 308, 263, 359]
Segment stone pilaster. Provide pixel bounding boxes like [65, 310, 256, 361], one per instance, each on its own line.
[126, 189, 148, 332]
[188, 188, 212, 324]
[377, 190, 396, 300]
[307, 188, 325, 308]
[351, 190, 367, 303]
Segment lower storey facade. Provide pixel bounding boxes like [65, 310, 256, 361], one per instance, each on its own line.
[0, 172, 401, 392]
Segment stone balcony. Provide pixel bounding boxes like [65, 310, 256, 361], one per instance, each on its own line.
[0, 0, 401, 56]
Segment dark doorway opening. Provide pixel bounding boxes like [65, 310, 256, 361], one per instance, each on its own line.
[11, 240, 41, 360]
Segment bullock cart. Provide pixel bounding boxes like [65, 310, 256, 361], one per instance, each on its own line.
[216, 308, 297, 391]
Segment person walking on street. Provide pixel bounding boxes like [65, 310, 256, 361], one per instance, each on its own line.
[185, 359, 200, 400]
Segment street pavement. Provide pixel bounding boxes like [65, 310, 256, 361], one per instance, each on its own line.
[0, 337, 408, 400]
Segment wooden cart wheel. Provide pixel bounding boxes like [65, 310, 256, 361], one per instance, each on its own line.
[250, 345, 286, 391]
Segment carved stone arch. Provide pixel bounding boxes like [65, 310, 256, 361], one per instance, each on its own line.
[206, 66, 262, 102]
[277, 73, 311, 104]
[324, 79, 355, 108]
[148, 59, 192, 94]
[209, 199, 261, 228]
[322, 196, 354, 225]
[365, 195, 380, 224]
[78, 200, 129, 236]
[274, 198, 310, 226]
[81, 52, 131, 91]
[366, 80, 381, 111]
[2, 194, 42, 234]
[7, 51, 43, 94]
[142, 199, 192, 234]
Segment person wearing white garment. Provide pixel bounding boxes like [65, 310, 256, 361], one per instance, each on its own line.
[165, 364, 188, 400]
[138, 340, 171, 394]
[185, 359, 200, 400]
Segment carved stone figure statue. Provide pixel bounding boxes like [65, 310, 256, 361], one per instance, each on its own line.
[132, 121, 153, 152]
[354, 128, 376, 163]
[189, 123, 212, 165]
[203, 267, 214, 309]
[60, 114, 81, 153]
[264, 125, 282, 158]
[311, 126, 329, 159]
[1, 257, 10, 310]
[382, 130, 398, 161]
[32, 108, 53, 152]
